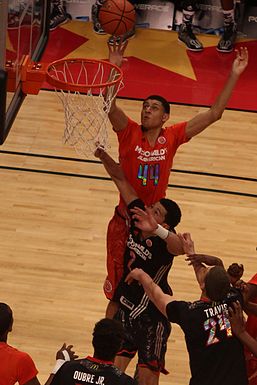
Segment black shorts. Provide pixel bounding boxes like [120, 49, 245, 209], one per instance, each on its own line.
[115, 308, 171, 374]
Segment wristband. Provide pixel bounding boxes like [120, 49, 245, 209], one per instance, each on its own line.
[154, 224, 169, 240]
[51, 359, 66, 374]
[51, 349, 71, 374]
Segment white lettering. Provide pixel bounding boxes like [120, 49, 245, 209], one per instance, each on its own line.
[73, 372, 97, 383]
[96, 377, 105, 385]
[127, 234, 152, 261]
[204, 303, 228, 318]
[135, 3, 169, 12]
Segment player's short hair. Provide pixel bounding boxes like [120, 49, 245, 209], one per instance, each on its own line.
[205, 266, 231, 302]
[160, 198, 181, 231]
[0, 303, 13, 336]
[144, 95, 170, 114]
[92, 318, 125, 361]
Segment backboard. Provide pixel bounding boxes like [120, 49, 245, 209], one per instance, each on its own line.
[0, 0, 50, 144]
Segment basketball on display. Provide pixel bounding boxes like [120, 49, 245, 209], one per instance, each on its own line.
[98, 0, 136, 36]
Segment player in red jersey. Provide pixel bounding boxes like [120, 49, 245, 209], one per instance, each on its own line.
[104, 44, 248, 318]
[245, 274, 257, 385]
[227, 266, 257, 385]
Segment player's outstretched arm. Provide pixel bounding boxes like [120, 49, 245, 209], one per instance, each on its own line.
[229, 301, 257, 357]
[107, 40, 129, 132]
[125, 268, 172, 316]
[131, 206, 184, 255]
[95, 147, 137, 205]
[185, 47, 248, 139]
[178, 233, 209, 289]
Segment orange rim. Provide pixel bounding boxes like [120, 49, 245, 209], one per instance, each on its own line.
[45, 58, 123, 92]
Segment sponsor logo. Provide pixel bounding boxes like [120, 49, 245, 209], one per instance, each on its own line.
[146, 239, 153, 247]
[127, 234, 152, 260]
[135, 145, 167, 162]
[103, 279, 112, 293]
[158, 136, 166, 144]
[120, 296, 135, 310]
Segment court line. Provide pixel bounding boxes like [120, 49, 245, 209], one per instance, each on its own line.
[0, 165, 256, 198]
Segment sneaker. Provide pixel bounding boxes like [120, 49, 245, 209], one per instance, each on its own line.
[178, 23, 203, 52]
[108, 27, 136, 45]
[216, 24, 237, 53]
[91, 3, 106, 34]
[49, 5, 69, 31]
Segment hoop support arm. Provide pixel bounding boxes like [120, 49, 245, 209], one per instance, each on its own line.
[5, 55, 48, 95]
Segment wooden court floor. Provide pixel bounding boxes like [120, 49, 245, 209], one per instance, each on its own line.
[0, 91, 256, 384]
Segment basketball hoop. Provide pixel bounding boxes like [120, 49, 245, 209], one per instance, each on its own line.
[46, 58, 123, 157]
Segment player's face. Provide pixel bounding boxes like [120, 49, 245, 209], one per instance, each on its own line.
[141, 99, 169, 130]
[149, 202, 168, 225]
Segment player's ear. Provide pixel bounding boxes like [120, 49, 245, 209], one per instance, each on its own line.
[162, 113, 169, 123]
[162, 222, 169, 230]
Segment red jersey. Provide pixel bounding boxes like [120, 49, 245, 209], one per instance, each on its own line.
[245, 273, 257, 341]
[117, 118, 188, 208]
[0, 342, 38, 385]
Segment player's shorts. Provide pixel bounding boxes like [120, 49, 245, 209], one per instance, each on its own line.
[103, 206, 130, 300]
[115, 308, 171, 374]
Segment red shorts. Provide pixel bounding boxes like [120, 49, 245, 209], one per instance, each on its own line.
[103, 206, 130, 300]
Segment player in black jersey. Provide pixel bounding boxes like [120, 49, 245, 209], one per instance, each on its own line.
[49, 318, 136, 385]
[95, 147, 185, 385]
[126, 231, 248, 385]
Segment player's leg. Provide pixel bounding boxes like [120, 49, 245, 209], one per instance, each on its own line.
[49, 0, 69, 31]
[217, 0, 237, 52]
[91, 0, 106, 34]
[114, 308, 136, 371]
[104, 206, 129, 318]
[178, 0, 203, 52]
[105, 301, 120, 319]
[136, 313, 171, 385]
[114, 356, 132, 372]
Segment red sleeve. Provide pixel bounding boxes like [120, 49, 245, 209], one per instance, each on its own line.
[17, 352, 38, 385]
[116, 118, 139, 156]
[170, 121, 190, 146]
[248, 273, 257, 285]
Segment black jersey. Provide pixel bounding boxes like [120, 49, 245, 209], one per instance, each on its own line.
[114, 199, 174, 319]
[166, 289, 248, 385]
[50, 356, 136, 385]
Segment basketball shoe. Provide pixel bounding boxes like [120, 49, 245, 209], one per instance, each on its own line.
[108, 27, 136, 45]
[50, 3, 69, 31]
[216, 23, 237, 53]
[178, 23, 203, 52]
[91, 3, 106, 34]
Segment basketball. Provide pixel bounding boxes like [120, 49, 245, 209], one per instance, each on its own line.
[98, 0, 136, 36]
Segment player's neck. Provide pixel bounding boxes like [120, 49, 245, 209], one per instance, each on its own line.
[142, 126, 163, 146]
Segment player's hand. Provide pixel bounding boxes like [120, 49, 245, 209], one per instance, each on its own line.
[94, 143, 105, 158]
[108, 38, 128, 67]
[178, 233, 195, 255]
[228, 301, 245, 337]
[232, 47, 248, 76]
[131, 206, 158, 233]
[125, 268, 144, 285]
[56, 343, 78, 361]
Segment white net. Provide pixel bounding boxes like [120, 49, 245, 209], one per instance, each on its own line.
[47, 59, 123, 157]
